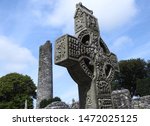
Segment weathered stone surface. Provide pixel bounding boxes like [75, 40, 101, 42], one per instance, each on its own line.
[70, 102, 79, 109]
[111, 89, 150, 109]
[55, 3, 119, 109]
[45, 101, 70, 109]
[111, 89, 132, 109]
[132, 95, 150, 109]
[36, 41, 53, 108]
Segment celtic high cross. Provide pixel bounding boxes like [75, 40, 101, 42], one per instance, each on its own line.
[55, 3, 119, 108]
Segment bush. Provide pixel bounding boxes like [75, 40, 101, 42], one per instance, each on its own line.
[40, 97, 61, 108]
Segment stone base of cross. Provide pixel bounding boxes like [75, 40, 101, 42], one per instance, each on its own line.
[55, 3, 119, 109]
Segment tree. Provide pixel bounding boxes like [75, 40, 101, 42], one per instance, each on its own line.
[136, 78, 150, 96]
[0, 73, 36, 109]
[146, 60, 150, 77]
[115, 58, 147, 96]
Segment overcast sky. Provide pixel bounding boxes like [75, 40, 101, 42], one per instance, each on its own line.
[0, 0, 149, 103]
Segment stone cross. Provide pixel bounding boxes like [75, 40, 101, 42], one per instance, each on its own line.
[55, 3, 119, 109]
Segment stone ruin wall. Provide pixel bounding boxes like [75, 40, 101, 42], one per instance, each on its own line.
[111, 89, 150, 109]
[132, 95, 150, 109]
[43, 89, 150, 109]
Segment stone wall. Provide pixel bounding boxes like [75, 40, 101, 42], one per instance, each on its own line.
[44, 94, 150, 109]
[111, 89, 150, 109]
[132, 95, 150, 109]
[45, 101, 70, 109]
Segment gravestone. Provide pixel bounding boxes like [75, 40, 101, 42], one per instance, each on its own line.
[36, 41, 53, 108]
[55, 3, 119, 108]
[111, 89, 132, 109]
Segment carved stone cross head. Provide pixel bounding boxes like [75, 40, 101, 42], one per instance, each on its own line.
[55, 3, 119, 109]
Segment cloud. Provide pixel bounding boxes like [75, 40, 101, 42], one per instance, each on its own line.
[53, 65, 68, 80]
[109, 36, 134, 60]
[110, 36, 150, 60]
[0, 35, 38, 82]
[29, 0, 138, 32]
[125, 42, 150, 60]
[87, 0, 138, 31]
[111, 36, 133, 51]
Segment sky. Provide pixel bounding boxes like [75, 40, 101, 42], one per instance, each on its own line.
[0, 0, 150, 104]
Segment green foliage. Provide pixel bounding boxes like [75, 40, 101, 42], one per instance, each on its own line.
[136, 78, 150, 96]
[111, 81, 120, 91]
[40, 97, 61, 108]
[113, 58, 150, 96]
[111, 72, 121, 91]
[53, 97, 61, 102]
[39, 99, 50, 108]
[147, 60, 150, 77]
[0, 73, 36, 109]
